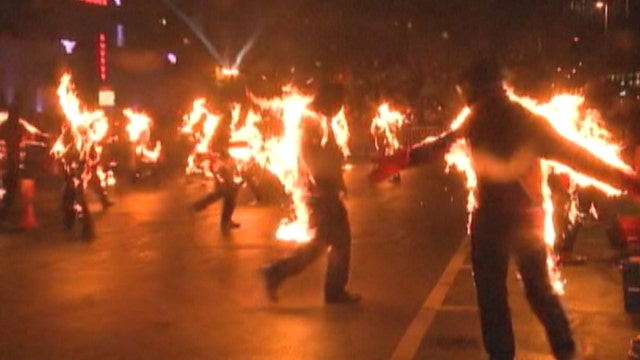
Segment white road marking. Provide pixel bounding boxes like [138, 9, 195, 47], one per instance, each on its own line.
[389, 237, 470, 360]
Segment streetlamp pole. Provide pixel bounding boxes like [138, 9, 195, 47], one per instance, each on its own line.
[626, 0, 629, 20]
[596, 1, 608, 33]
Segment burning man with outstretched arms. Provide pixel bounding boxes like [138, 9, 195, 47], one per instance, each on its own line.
[261, 80, 361, 305]
[371, 58, 640, 360]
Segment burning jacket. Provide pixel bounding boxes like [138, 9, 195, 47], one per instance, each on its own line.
[408, 89, 638, 211]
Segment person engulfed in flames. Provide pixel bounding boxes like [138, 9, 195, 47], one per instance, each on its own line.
[370, 58, 640, 360]
[191, 104, 242, 232]
[260, 79, 361, 305]
[123, 108, 163, 184]
[51, 124, 96, 240]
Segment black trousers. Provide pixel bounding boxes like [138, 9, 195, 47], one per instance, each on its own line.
[471, 206, 575, 360]
[61, 172, 94, 238]
[192, 180, 240, 225]
[268, 196, 351, 298]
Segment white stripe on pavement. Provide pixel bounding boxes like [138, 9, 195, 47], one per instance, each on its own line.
[390, 237, 470, 360]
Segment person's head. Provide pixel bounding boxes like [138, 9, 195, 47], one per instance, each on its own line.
[456, 57, 504, 105]
[311, 79, 345, 117]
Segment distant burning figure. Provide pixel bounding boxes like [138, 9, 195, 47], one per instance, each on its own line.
[52, 73, 113, 240]
[370, 58, 640, 360]
[370, 102, 406, 184]
[123, 108, 162, 183]
[188, 103, 243, 231]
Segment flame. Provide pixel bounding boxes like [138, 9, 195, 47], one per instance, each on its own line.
[53, 73, 114, 188]
[444, 139, 477, 233]
[180, 98, 222, 177]
[123, 108, 162, 163]
[331, 107, 351, 158]
[370, 103, 406, 155]
[252, 86, 315, 243]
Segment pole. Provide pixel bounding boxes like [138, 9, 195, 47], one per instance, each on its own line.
[604, 3, 609, 33]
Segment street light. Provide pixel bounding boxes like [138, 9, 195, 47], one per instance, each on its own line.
[596, 1, 609, 33]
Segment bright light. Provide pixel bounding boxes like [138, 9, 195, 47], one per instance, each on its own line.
[60, 39, 77, 54]
[167, 53, 177, 64]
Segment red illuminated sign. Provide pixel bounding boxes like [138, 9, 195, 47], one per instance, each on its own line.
[78, 0, 108, 6]
[98, 33, 107, 81]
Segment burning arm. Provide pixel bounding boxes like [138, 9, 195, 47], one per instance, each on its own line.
[538, 123, 640, 196]
[408, 130, 462, 166]
[369, 128, 462, 183]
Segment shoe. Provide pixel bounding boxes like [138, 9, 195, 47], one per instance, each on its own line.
[260, 266, 281, 303]
[325, 290, 362, 305]
[221, 221, 240, 230]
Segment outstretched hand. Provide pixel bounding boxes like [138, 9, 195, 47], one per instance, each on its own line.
[369, 148, 410, 183]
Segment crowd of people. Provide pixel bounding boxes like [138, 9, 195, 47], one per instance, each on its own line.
[3, 58, 640, 359]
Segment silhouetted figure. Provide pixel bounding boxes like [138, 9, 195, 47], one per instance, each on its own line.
[261, 80, 361, 305]
[0, 95, 26, 220]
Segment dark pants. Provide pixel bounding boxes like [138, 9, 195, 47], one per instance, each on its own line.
[268, 196, 351, 298]
[0, 169, 19, 218]
[192, 180, 240, 226]
[552, 194, 579, 253]
[61, 171, 94, 239]
[471, 206, 575, 360]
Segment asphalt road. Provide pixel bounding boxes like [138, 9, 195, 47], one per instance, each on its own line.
[1, 162, 638, 359]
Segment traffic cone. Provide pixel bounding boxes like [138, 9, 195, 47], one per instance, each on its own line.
[19, 179, 37, 229]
